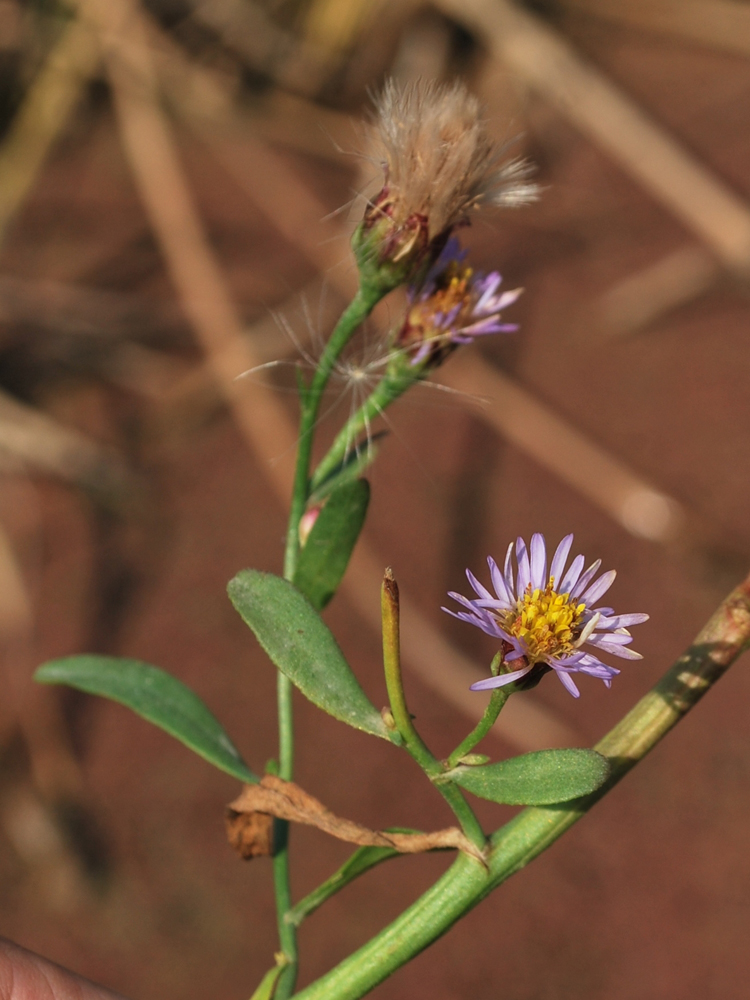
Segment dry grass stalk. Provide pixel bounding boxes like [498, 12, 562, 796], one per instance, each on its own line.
[598, 246, 722, 336]
[558, 0, 750, 59]
[434, 0, 750, 278]
[0, 17, 99, 242]
[189, 0, 330, 96]
[78, 0, 299, 493]
[146, 18, 358, 297]
[0, 389, 131, 503]
[0, 273, 176, 339]
[442, 353, 686, 544]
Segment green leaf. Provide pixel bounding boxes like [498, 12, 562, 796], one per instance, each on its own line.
[35, 655, 257, 784]
[293, 479, 370, 610]
[249, 961, 286, 1000]
[228, 570, 388, 740]
[309, 434, 385, 504]
[448, 749, 610, 805]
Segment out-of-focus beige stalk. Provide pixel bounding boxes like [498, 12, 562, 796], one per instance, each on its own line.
[0, 18, 99, 242]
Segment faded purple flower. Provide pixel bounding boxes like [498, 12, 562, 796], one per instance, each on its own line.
[443, 533, 649, 698]
[396, 238, 522, 366]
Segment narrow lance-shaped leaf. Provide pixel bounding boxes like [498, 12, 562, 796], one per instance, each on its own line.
[249, 961, 286, 1000]
[448, 748, 610, 806]
[293, 479, 370, 610]
[35, 655, 258, 784]
[228, 570, 388, 740]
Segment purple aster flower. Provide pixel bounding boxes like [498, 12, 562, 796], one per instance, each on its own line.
[443, 533, 649, 698]
[395, 237, 522, 367]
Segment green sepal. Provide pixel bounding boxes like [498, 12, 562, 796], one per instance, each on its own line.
[351, 222, 409, 296]
[293, 479, 370, 609]
[447, 749, 610, 805]
[35, 655, 257, 784]
[228, 570, 389, 740]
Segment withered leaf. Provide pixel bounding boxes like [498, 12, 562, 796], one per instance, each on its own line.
[226, 808, 274, 859]
[227, 775, 485, 862]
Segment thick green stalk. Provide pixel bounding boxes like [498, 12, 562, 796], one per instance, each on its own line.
[274, 285, 383, 1000]
[293, 573, 750, 1000]
[311, 365, 418, 493]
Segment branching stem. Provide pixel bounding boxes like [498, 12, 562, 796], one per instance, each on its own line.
[294, 572, 750, 1000]
[447, 666, 509, 769]
[274, 284, 384, 1000]
[311, 365, 417, 493]
[381, 570, 486, 851]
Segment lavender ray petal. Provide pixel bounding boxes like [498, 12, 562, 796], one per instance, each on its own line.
[516, 536, 531, 594]
[597, 612, 650, 629]
[503, 542, 515, 598]
[588, 640, 643, 659]
[559, 553, 585, 594]
[549, 534, 574, 588]
[443, 608, 507, 639]
[470, 664, 533, 691]
[474, 275, 502, 311]
[571, 559, 602, 600]
[587, 632, 633, 646]
[446, 591, 483, 611]
[494, 288, 523, 309]
[580, 568, 617, 606]
[552, 651, 587, 667]
[488, 556, 514, 605]
[460, 317, 505, 336]
[465, 568, 494, 601]
[529, 533, 547, 591]
[555, 670, 581, 698]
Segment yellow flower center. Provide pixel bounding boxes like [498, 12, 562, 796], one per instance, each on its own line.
[498, 582, 586, 663]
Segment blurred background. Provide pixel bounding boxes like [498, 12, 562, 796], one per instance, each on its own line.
[1, 0, 750, 997]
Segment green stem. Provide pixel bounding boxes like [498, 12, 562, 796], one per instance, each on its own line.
[286, 834, 415, 928]
[431, 781, 486, 851]
[273, 670, 296, 999]
[311, 365, 417, 493]
[447, 683, 509, 769]
[292, 572, 750, 1000]
[274, 285, 383, 1000]
[381, 570, 486, 850]
[284, 286, 383, 578]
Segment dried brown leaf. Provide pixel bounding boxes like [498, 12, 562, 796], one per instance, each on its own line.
[226, 808, 274, 859]
[227, 775, 485, 862]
